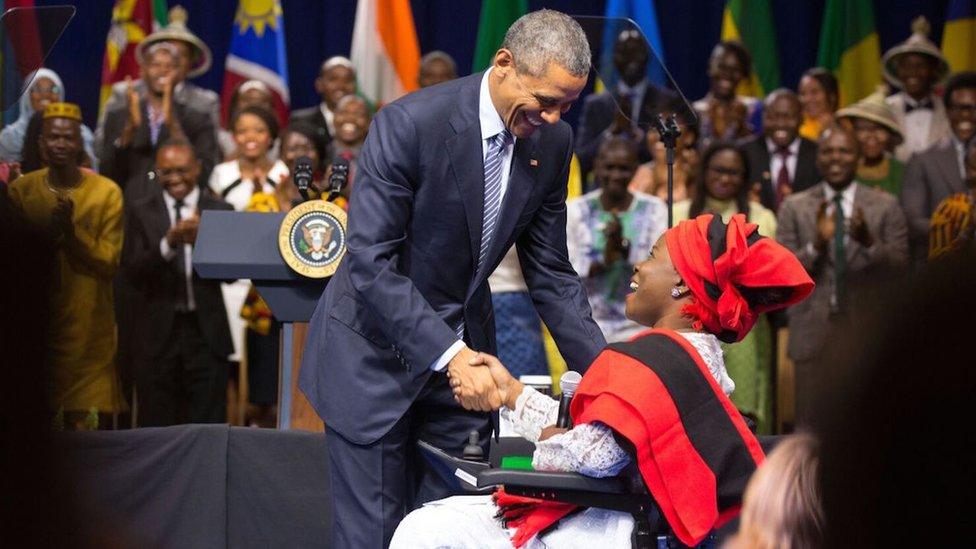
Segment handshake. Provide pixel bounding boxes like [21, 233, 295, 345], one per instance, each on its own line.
[446, 347, 524, 412]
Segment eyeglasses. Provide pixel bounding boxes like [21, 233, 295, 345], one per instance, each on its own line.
[32, 84, 61, 95]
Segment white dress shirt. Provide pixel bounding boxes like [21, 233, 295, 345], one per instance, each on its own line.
[160, 186, 199, 311]
[901, 93, 936, 159]
[430, 68, 518, 372]
[320, 102, 336, 137]
[617, 79, 648, 122]
[767, 136, 800, 184]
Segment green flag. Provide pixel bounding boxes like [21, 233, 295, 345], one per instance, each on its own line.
[472, 0, 527, 72]
[721, 0, 781, 97]
[817, 0, 881, 106]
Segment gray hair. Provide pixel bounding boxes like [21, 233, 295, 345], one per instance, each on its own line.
[500, 9, 591, 78]
[321, 56, 354, 75]
[763, 87, 799, 109]
[420, 50, 457, 73]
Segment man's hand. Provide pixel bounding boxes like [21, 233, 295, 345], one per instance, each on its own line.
[850, 206, 873, 247]
[446, 347, 500, 411]
[178, 213, 200, 245]
[165, 225, 183, 248]
[466, 352, 523, 410]
[51, 198, 74, 241]
[603, 214, 628, 264]
[815, 200, 835, 253]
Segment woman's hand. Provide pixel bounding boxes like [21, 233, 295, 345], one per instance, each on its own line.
[539, 426, 569, 441]
[466, 352, 523, 410]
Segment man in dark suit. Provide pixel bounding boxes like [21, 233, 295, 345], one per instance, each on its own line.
[299, 10, 607, 548]
[289, 56, 357, 156]
[900, 71, 976, 264]
[777, 127, 908, 425]
[123, 139, 234, 426]
[99, 42, 218, 203]
[574, 28, 679, 178]
[740, 89, 819, 212]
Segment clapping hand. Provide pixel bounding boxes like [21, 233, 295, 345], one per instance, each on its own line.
[178, 211, 200, 245]
[603, 214, 628, 264]
[850, 206, 873, 247]
[447, 347, 501, 411]
[51, 197, 74, 242]
[119, 77, 142, 148]
[814, 200, 835, 253]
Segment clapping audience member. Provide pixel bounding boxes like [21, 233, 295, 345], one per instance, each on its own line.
[567, 137, 667, 343]
[901, 72, 976, 265]
[575, 29, 679, 179]
[835, 88, 906, 196]
[882, 17, 951, 162]
[209, 105, 287, 367]
[674, 141, 778, 431]
[725, 434, 824, 549]
[740, 89, 820, 212]
[628, 112, 700, 202]
[798, 67, 839, 141]
[929, 137, 976, 259]
[99, 42, 219, 201]
[329, 94, 371, 193]
[418, 50, 458, 88]
[96, 6, 218, 152]
[776, 127, 908, 425]
[289, 56, 357, 153]
[123, 139, 234, 426]
[218, 80, 276, 159]
[693, 40, 758, 147]
[0, 69, 96, 171]
[7, 103, 125, 429]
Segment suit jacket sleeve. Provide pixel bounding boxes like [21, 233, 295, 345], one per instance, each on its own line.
[850, 200, 909, 271]
[899, 155, 931, 247]
[517, 134, 607, 373]
[98, 108, 131, 190]
[123, 201, 170, 283]
[183, 108, 219, 184]
[776, 198, 821, 274]
[344, 103, 458, 369]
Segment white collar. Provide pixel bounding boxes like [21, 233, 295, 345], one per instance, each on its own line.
[163, 185, 199, 208]
[822, 181, 856, 203]
[479, 68, 509, 142]
[617, 79, 648, 97]
[766, 136, 800, 155]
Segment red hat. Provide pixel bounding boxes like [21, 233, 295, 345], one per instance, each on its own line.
[665, 213, 814, 343]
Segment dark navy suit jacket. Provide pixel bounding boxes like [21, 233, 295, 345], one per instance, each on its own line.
[299, 72, 607, 445]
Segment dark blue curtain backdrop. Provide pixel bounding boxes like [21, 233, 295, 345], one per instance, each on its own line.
[27, 0, 950, 130]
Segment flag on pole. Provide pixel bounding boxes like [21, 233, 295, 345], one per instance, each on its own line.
[221, 0, 290, 127]
[472, 0, 527, 72]
[721, 0, 780, 97]
[601, 0, 667, 89]
[942, 0, 976, 72]
[99, 0, 167, 117]
[816, 0, 882, 106]
[351, 0, 421, 106]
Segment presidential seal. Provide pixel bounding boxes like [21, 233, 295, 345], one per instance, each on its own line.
[278, 200, 348, 278]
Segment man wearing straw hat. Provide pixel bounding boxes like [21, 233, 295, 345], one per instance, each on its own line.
[836, 87, 906, 197]
[881, 16, 951, 163]
[95, 6, 219, 152]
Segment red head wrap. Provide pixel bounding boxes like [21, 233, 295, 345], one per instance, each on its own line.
[665, 213, 814, 343]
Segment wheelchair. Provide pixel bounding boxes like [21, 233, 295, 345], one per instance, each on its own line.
[419, 434, 781, 549]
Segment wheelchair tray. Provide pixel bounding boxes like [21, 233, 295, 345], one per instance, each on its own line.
[417, 440, 493, 493]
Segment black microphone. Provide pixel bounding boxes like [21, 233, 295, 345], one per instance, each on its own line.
[556, 371, 582, 429]
[328, 158, 349, 202]
[294, 155, 314, 202]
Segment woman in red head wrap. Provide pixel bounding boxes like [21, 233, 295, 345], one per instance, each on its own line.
[391, 214, 814, 549]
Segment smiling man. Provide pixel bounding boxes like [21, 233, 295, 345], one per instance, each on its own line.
[122, 139, 234, 427]
[776, 127, 908, 425]
[298, 10, 607, 548]
[8, 103, 126, 428]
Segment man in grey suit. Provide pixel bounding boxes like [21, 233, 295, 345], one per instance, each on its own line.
[299, 11, 606, 548]
[901, 72, 976, 264]
[777, 127, 908, 425]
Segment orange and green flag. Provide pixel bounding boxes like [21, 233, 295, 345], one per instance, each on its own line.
[472, 0, 527, 72]
[721, 0, 780, 97]
[817, 0, 881, 106]
[942, 0, 976, 72]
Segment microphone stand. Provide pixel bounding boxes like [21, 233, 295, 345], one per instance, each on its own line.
[652, 114, 681, 228]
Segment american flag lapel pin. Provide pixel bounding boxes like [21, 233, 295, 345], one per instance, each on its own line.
[529, 158, 539, 167]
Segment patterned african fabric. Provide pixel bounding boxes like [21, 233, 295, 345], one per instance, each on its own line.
[930, 192, 974, 260]
[492, 291, 548, 379]
[8, 169, 125, 414]
[566, 190, 668, 343]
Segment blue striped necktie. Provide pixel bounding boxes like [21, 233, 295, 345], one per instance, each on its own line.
[456, 128, 512, 340]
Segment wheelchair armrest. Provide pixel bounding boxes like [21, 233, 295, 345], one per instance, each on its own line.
[476, 469, 655, 515]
